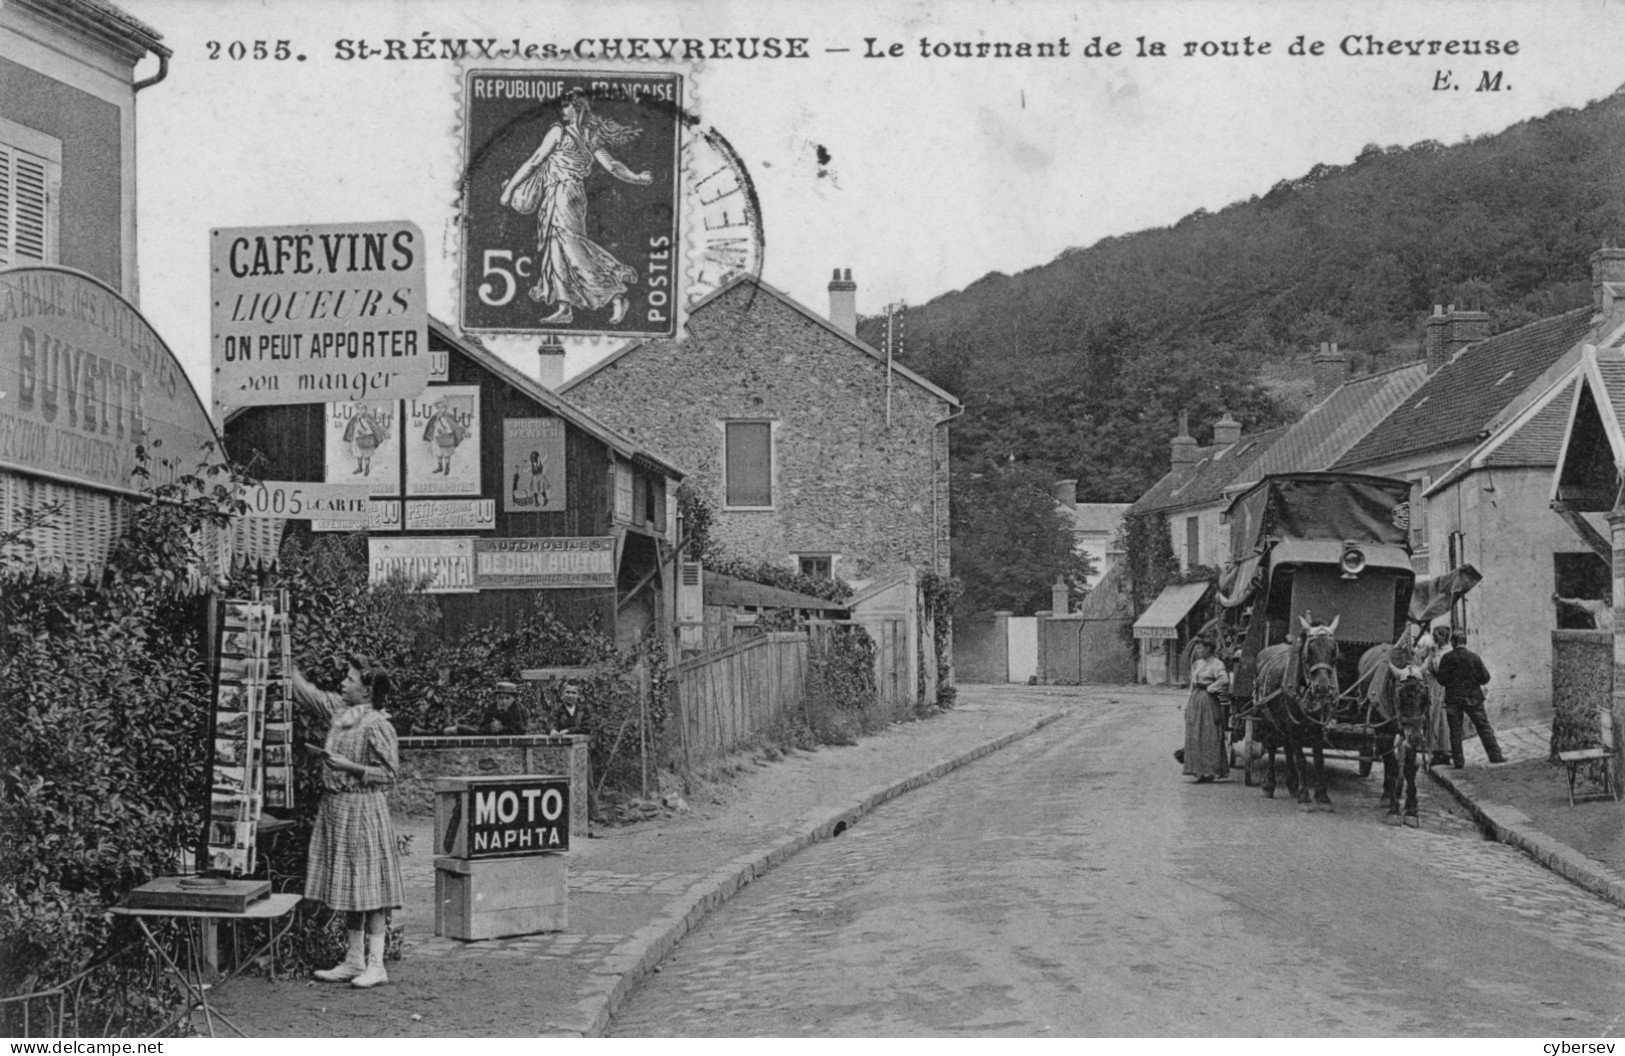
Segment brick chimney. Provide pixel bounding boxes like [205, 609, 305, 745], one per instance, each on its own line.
[1425, 305, 1490, 372]
[1592, 247, 1625, 314]
[1051, 479, 1078, 507]
[1448, 309, 1491, 353]
[537, 341, 566, 389]
[827, 267, 856, 335]
[1425, 305, 1449, 373]
[1312, 342, 1349, 400]
[1212, 411, 1242, 447]
[1171, 410, 1199, 468]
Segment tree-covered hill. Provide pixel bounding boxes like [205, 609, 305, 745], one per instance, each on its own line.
[862, 87, 1625, 506]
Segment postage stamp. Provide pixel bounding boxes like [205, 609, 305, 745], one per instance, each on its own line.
[459, 68, 684, 339]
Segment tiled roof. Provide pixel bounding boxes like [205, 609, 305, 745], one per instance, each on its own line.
[1062, 502, 1130, 535]
[1125, 425, 1289, 517]
[703, 572, 848, 612]
[561, 275, 960, 408]
[1596, 359, 1625, 438]
[1428, 378, 1579, 495]
[1075, 562, 1132, 619]
[1484, 380, 1576, 467]
[1231, 363, 1427, 489]
[1334, 307, 1594, 469]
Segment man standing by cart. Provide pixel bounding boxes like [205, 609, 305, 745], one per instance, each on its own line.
[1435, 628, 1507, 768]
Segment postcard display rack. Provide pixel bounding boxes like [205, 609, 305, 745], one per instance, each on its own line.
[203, 591, 294, 877]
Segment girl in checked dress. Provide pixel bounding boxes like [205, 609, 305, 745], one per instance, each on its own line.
[292, 655, 404, 989]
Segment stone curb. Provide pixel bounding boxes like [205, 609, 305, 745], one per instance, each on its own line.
[552, 709, 1067, 1037]
[1428, 767, 1625, 910]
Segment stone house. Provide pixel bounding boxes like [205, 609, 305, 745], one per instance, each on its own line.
[1331, 257, 1625, 726]
[1, 0, 166, 291]
[1122, 345, 1427, 685]
[1414, 258, 1625, 724]
[1049, 479, 1128, 590]
[559, 270, 961, 588]
[1123, 413, 1287, 684]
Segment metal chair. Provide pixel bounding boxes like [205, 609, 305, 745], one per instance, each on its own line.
[1557, 706, 1620, 806]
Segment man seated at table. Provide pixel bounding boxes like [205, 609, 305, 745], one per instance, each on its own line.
[443, 681, 529, 735]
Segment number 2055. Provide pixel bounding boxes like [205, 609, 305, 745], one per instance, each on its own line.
[207, 40, 294, 60]
[477, 250, 538, 307]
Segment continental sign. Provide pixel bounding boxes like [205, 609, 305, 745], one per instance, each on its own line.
[474, 536, 615, 589]
[368, 536, 475, 593]
[0, 267, 219, 497]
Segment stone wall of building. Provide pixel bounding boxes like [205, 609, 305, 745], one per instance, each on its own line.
[1442, 468, 1592, 726]
[567, 283, 954, 582]
[955, 613, 1009, 683]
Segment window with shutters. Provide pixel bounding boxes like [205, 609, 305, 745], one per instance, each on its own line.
[0, 118, 62, 269]
[1408, 475, 1430, 551]
[724, 421, 773, 508]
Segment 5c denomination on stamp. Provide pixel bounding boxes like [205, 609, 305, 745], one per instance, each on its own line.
[459, 69, 683, 339]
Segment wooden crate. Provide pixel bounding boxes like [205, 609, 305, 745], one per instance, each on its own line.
[433, 854, 566, 941]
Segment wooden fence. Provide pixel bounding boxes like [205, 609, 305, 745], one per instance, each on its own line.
[671, 630, 810, 766]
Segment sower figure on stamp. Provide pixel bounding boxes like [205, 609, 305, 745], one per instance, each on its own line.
[291, 655, 404, 989]
[1434, 628, 1507, 769]
[499, 88, 653, 326]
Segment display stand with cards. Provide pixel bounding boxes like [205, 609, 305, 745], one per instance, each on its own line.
[115, 589, 302, 1033]
[202, 589, 294, 877]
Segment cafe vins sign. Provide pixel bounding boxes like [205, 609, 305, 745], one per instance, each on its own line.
[0, 267, 220, 497]
[211, 221, 430, 408]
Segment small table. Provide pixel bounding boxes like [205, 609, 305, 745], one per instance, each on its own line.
[110, 893, 300, 1038]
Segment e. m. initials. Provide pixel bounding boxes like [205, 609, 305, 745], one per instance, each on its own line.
[1432, 70, 1507, 92]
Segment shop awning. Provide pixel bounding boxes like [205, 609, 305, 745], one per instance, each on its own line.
[1132, 581, 1210, 641]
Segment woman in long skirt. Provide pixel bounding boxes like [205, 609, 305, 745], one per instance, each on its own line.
[1184, 638, 1229, 783]
[292, 655, 404, 989]
[1416, 624, 1453, 766]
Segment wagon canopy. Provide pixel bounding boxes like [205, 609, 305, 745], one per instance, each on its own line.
[1408, 563, 1483, 626]
[1218, 472, 1413, 609]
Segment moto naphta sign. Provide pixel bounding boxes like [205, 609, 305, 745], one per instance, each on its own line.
[435, 775, 570, 859]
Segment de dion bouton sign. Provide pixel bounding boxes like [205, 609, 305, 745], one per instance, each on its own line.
[0, 267, 220, 497]
[211, 221, 430, 409]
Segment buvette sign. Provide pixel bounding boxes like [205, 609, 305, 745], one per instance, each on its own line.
[0, 267, 220, 497]
[211, 221, 430, 408]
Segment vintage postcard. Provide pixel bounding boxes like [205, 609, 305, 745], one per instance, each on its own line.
[12, 0, 1625, 1041]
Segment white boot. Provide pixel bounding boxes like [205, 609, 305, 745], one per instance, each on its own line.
[350, 933, 389, 989]
[314, 930, 364, 983]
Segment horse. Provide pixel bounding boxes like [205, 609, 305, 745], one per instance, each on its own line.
[1357, 637, 1431, 827]
[1251, 615, 1342, 811]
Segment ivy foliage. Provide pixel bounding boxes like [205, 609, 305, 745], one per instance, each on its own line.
[676, 482, 853, 603]
[0, 446, 251, 1034]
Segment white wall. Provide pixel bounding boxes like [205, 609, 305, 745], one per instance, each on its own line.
[1008, 616, 1038, 683]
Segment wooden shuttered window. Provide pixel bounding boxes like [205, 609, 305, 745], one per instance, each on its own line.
[725, 421, 772, 507]
[1409, 476, 1430, 551]
[0, 120, 61, 268]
